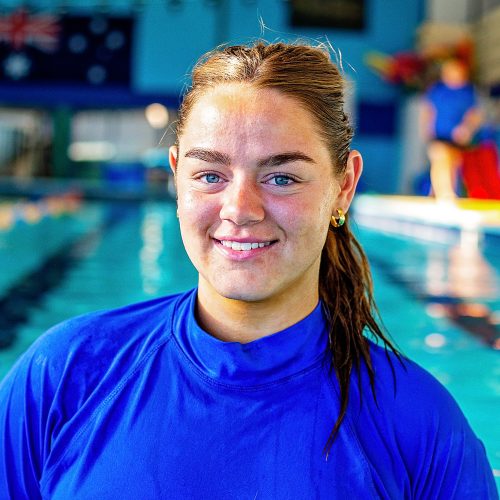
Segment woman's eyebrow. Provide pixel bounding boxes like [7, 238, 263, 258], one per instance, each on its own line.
[183, 148, 315, 167]
[257, 152, 316, 168]
[184, 148, 231, 165]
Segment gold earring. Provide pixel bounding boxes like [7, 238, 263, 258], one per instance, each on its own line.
[331, 208, 345, 228]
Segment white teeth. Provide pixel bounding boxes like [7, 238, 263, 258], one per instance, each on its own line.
[220, 240, 272, 251]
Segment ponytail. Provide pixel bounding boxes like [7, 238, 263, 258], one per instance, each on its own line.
[319, 215, 400, 457]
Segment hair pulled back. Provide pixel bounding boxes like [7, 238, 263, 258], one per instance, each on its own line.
[176, 41, 399, 457]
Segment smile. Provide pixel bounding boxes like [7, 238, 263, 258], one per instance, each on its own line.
[219, 240, 272, 251]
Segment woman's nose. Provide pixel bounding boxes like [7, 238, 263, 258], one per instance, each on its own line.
[219, 178, 265, 226]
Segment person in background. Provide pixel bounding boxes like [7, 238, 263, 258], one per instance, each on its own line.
[423, 57, 485, 199]
[0, 41, 498, 499]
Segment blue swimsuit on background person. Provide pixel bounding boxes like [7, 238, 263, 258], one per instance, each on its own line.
[426, 82, 480, 144]
[0, 288, 497, 499]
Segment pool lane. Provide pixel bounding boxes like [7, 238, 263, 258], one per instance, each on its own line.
[366, 249, 500, 349]
[356, 226, 500, 350]
[0, 200, 197, 379]
[0, 203, 131, 349]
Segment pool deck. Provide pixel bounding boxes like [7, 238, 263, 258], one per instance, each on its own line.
[353, 195, 500, 247]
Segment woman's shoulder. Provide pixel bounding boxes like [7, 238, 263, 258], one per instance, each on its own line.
[368, 341, 447, 395]
[353, 340, 497, 498]
[363, 340, 485, 457]
[366, 340, 461, 420]
[0, 289, 194, 398]
[30, 290, 188, 362]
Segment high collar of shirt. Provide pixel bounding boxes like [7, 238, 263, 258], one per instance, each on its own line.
[172, 288, 329, 387]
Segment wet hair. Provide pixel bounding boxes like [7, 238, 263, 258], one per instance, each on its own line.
[175, 41, 400, 457]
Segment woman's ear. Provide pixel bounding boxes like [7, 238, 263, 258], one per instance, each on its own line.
[337, 150, 363, 212]
[169, 146, 178, 176]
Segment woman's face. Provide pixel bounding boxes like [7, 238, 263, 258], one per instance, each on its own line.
[170, 84, 361, 307]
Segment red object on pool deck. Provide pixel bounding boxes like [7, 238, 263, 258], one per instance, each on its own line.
[461, 141, 500, 199]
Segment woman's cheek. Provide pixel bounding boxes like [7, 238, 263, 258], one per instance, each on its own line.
[181, 188, 214, 218]
[281, 195, 327, 225]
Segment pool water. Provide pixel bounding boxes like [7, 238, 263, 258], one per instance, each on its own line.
[0, 200, 498, 486]
[357, 227, 500, 485]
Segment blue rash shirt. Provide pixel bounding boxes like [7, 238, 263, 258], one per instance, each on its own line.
[0, 288, 497, 499]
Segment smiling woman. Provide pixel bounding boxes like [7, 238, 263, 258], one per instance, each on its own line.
[171, 85, 349, 338]
[0, 42, 498, 499]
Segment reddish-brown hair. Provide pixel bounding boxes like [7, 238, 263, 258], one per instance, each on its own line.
[175, 41, 400, 457]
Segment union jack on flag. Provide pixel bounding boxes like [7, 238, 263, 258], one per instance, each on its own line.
[0, 8, 60, 53]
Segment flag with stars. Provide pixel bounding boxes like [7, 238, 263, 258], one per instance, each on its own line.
[0, 8, 133, 86]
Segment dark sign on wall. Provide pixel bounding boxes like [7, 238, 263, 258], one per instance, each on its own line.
[0, 8, 133, 86]
[290, 0, 365, 30]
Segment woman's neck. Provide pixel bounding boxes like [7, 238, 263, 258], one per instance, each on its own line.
[196, 279, 319, 344]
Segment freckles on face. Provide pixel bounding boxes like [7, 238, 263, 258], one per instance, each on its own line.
[174, 84, 341, 303]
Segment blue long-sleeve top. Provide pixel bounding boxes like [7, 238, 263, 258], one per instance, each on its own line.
[0, 288, 497, 499]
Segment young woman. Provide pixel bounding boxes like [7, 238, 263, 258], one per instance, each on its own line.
[0, 42, 497, 499]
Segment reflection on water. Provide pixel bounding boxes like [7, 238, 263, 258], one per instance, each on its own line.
[140, 206, 165, 296]
[424, 241, 499, 349]
[426, 244, 498, 300]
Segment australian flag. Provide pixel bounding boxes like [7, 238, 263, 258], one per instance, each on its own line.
[0, 8, 133, 87]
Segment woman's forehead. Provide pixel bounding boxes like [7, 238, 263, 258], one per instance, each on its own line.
[188, 84, 291, 116]
[179, 84, 324, 147]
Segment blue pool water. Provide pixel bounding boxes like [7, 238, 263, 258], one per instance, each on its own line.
[0, 199, 499, 486]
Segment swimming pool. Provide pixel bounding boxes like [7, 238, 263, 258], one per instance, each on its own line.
[0, 199, 498, 486]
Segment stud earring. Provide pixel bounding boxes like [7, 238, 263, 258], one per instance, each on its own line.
[331, 208, 345, 228]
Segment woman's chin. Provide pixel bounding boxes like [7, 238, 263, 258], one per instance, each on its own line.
[215, 286, 273, 304]
[203, 279, 278, 304]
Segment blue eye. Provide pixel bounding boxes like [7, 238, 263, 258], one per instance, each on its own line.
[203, 173, 220, 183]
[271, 175, 293, 186]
